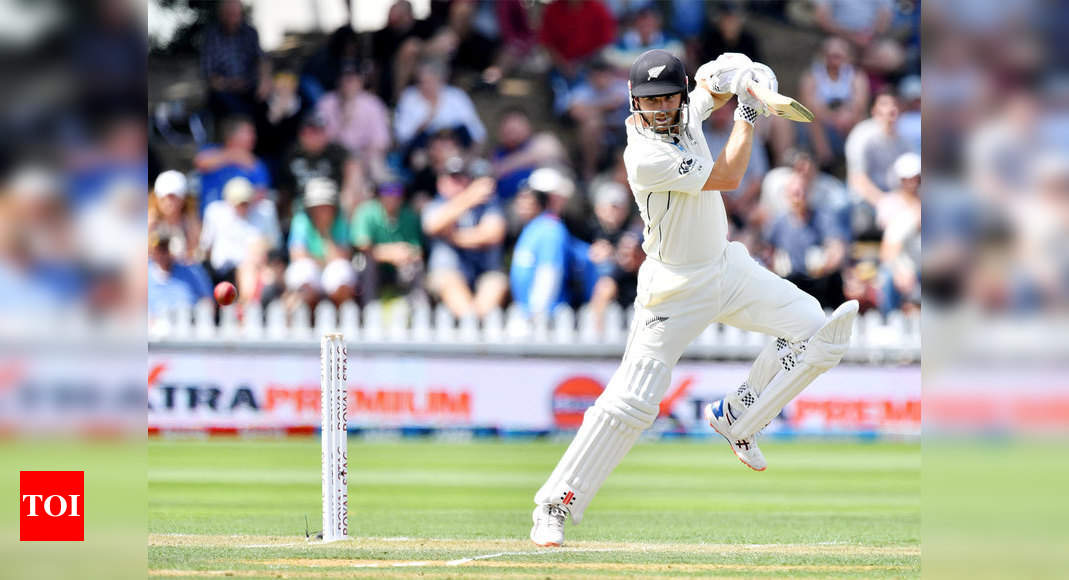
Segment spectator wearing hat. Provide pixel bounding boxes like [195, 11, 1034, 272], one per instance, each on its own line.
[510, 167, 596, 317]
[422, 156, 507, 318]
[877, 152, 921, 315]
[566, 58, 631, 181]
[149, 170, 201, 263]
[199, 176, 282, 286]
[351, 182, 425, 302]
[279, 113, 362, 227]
[148, 231, 212, 317]
[287, 177, 359, 305]
[193, 115, 271, 218]
[316, 63, 392, 177]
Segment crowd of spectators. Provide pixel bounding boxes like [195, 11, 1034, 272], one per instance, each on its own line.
[148, 0, 923, 327]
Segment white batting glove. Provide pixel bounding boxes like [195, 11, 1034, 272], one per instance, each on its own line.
[696, 52, 754, 94]
[736, 62, 779, 120]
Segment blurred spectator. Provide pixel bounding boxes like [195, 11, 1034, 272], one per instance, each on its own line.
[704, 103, 769, 230]
[283, 257, 324, 310]
[603, 6, 684, 71]
[394, 60, 487, 161]
[316, 63, 392, 182]
[409, 130, 464, 204]
[1012, 154, 1069, 308]
[589, 231, 644, 329]
[148, 232, 211, 317]
[288, 177, 352, 265]
[566, 58, 631, 180]
[876, 152, 921, 315]
[845, 89, 913, 236]
[760, 148, 851, 236]
[301, 24, 362, 104]
[68, 114, 148, 211]
[371, 0, 439, 105]
[492, 0, 538, 80]
[278, 113, 362, 225]
[200, 0, 267, 122]
[766, 172, 848, 308]
[287, 178, 357, 306]
[352, 182, 425, 302]
[539, 0, 617, 116]
[799, 37, 870, 168]
[896, 75, 922, 154]
[431, 0, 499, 80]
[812, 0, 904, 76]
[199, 176, 281, 285]
[671, 0, 710, 65]
[148, 170, 201, 263]
[255, 70, 304, 171]
[491, 107, 567, 201]
[698, 1, 761, 71]
[422, 157, 508, 318]
[965, 90, 1042, 201]
[510, 167, 595, 316]
[192, 115, 271, 218]
[1, 168, 86, 312]
[586, 181, 633, 275]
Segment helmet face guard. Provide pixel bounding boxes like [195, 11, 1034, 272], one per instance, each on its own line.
[629, 81, 690, 140]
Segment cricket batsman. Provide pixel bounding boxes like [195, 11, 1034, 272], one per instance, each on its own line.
[530, 49, 858, 547]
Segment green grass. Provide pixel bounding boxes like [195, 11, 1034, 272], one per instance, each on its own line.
[148, 438, 919, 578]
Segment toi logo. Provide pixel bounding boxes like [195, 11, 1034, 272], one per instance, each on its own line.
[19, 471, 84, 541]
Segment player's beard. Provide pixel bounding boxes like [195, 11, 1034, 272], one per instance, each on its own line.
[641, 110, 680, 134]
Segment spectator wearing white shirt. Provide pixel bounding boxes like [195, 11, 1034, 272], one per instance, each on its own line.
[394, 60, 486, 164]
[199, 176, 281, 292]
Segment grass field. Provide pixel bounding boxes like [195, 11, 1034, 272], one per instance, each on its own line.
[148, 437, 919, 578]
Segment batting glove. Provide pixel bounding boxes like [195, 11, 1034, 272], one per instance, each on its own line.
[696, 52, 754, 94]
[736, 62, 779, 119]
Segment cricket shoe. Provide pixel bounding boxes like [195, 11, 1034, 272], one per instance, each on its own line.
[530, 503, 568, 547]
[705, 389, 767, 471]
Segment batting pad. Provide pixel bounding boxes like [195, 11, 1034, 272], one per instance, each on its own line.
[728, 300, 858, 440]
[534, 357, 671, 524]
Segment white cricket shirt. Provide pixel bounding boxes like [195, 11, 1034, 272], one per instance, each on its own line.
[623, 88, 728, 266]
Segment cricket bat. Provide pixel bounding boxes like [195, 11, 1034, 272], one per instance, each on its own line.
[745, 80, 814, 123]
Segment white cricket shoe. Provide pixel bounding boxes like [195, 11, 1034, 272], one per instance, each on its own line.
[705, 397, 767, 471]
[530, 504, 568, 547]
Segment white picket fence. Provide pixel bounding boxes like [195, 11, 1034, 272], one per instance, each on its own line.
[147, 299, 920, 363]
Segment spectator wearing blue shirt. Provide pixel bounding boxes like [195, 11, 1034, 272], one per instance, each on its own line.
[422, 157, 508, 319]
[766, 173, 848, 308]
[193, 116, 271, 218]
[147, 232, 212, 317]
[511, 167, 595, 317]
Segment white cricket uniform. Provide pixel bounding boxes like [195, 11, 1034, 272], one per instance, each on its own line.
[621, 88, 825, 368]
[533, 87, 828, 526]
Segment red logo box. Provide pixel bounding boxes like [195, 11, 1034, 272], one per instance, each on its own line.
[19, 471, 84, 541]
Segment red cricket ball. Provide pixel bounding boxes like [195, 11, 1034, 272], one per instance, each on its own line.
[214, 281, 237, 306]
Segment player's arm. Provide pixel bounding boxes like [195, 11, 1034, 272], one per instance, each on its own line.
[702, 119, 754, 192]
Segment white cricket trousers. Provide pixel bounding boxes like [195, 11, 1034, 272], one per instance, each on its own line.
[533, 241, 826, 523]
[628, 240, 826, 365]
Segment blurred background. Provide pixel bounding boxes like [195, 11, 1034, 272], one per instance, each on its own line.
[0, 0, 1065, 577]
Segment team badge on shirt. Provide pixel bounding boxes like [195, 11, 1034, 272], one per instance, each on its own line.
[678, 158, 696, 175]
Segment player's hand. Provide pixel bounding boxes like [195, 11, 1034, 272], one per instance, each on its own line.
[696, 53, 753, 95]
[736, 62, 779, 119]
